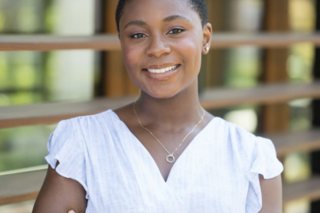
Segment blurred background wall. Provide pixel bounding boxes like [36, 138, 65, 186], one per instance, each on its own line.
[0, 0, 317, 212]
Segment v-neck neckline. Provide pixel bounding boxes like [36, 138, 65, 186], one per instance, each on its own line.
[107, 109, 216, 184]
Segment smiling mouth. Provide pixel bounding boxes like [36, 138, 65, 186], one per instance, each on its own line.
[145, 64, 180, 74]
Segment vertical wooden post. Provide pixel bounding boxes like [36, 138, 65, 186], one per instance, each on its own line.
[102, 1, 139, 97]
[261, 3, 289, 201]
[261, 0, 290, 133]
[201, 0, 229, 90]
[311, 1, 320, 211]
[94, 0, 104, 97]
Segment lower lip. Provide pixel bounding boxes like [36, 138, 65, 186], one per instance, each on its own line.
[144, 65, 181, 81]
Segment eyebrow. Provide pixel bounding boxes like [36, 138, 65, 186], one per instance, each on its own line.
[163, 15, 191, 23]
[124, 20, 146, 29]
[124, 15, 191, 29]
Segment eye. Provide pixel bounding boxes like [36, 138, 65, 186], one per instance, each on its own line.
[130, 33, 146, 39]
[168, 28, 185, 34]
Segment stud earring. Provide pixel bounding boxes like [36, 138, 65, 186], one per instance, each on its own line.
[205, 46, 209, 52]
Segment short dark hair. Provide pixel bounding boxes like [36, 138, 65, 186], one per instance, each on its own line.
[115, 0, 208, 33]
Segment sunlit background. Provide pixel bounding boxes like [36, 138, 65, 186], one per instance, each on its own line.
[0, 0, 316, 212]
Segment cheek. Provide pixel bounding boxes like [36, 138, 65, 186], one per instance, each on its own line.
[121, 44, 144, 87]
[177, 30, 202, 56]
[176, 35, 202, 70]
[122, 44, 141, 71]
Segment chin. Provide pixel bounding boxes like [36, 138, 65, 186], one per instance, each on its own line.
[145, 89, 180, 100]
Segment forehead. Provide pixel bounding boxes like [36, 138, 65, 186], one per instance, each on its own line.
[124, 0, 191, 10]
[120, 0, 200, 28]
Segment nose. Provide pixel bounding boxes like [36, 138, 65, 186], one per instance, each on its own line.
[146, 34, 171, 58]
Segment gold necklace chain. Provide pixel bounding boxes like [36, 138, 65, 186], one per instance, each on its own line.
[133, 101, 206, 163]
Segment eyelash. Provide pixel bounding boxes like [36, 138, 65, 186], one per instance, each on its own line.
[130, 33, 145, 39]
[129, 28, 185, 39]
[168, 28, 185, 34]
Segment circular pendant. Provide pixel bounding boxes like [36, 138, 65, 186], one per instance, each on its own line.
[166, 154, 175, 163]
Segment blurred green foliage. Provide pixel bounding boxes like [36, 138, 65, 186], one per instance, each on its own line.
[0, 0, 53, 172]
[0, 0, 95, 173]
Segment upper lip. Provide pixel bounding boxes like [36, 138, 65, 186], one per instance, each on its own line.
[144, 63, 179, 70]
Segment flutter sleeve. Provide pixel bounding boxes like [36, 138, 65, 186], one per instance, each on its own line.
[246, 136, 283, 212]
[45, 119, 88, 198]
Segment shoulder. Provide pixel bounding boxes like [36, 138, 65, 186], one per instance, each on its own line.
[48, 109, 120, 151]
[213, 119, 283, 211]
[56, 109, 118, 134]
[211, 117, 280, 169]
[68, 109, 115, 126]
[212, 117, 259, 153]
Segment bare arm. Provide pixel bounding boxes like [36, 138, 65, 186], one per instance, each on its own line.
[259, 174, 283, 213]
[32, 164, 87, 213]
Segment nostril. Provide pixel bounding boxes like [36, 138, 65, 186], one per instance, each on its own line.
[147, 46, 171, 58]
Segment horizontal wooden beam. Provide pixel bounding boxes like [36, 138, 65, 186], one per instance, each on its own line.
[1, 33, 320, 51]
[200, 81, 320, 109]
[0, 169, 46, 206]
[1, 168, 319, 206]
[263, 128, 320, 158]
[0, 96, 137, 128]
[266, 129, 320, 157]
[283, 176, 320, 203]
[1, 81, 320, 128]
[210, 32, 320, 48]
[0, 35, 121, 51]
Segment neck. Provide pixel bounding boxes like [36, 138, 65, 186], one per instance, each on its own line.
[135, 81, 203, 131]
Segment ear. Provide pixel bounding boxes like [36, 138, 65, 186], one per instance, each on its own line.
[202, 23, 212, 55]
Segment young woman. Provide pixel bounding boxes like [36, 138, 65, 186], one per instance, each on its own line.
[33, 0, 283, 212]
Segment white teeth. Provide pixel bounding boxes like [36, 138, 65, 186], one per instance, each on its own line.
[147, 65, 178, 73]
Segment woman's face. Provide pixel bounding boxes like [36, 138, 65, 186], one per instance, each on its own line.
[119, 0, 212, 99]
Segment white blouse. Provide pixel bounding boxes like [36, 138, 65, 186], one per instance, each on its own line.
[45, 109, 283, 213]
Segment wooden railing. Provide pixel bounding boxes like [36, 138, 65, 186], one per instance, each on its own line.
[1, 81, 320, 128]
[1, 33, 320, 206]
[1, 32, 320, 51]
